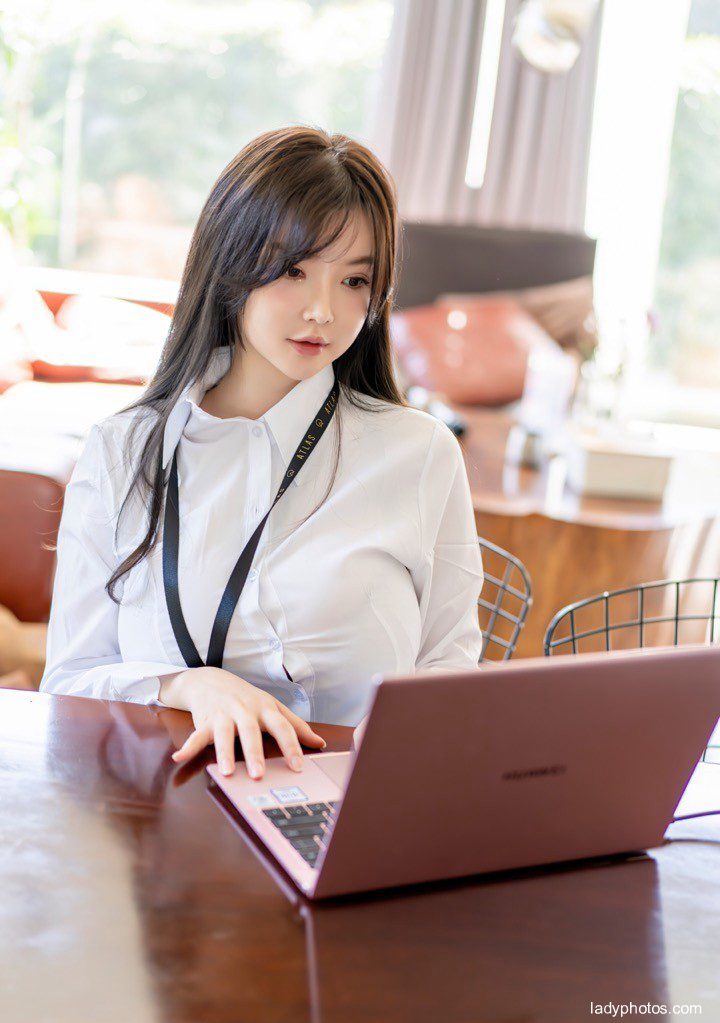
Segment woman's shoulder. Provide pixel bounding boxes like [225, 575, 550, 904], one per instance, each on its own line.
[73, 404, 160, 502]
[341, 390, 460, 455]
[342, 389, 443, 433]
[90, 402, 159, 454]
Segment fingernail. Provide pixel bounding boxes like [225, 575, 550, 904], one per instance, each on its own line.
[220, 758, 233, 776]
[249, 761, 263, 779]
[172, 751, 181, 761]
[320, 740, 327, 750]
[290, 755, 303, 772]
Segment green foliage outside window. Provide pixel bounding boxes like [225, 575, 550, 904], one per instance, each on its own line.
[0, 0, 393, 278]
[651, 14, 720, 387]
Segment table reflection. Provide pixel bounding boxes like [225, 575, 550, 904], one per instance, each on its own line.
[8, 692, 718, 1023]
[4, 698, 164, 1023]
[300, 858, 667, 1023]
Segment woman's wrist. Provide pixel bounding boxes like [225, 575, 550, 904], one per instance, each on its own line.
[159, 665, 242, 711]
[161, 664, 326, 776]
[158, 667, 200, 710]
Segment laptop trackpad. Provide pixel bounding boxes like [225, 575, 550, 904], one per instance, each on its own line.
[310, 751, 353, 790]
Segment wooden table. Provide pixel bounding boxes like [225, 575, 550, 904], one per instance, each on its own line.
[460, 407, 720, 658]
[3, 689, 720, 1023]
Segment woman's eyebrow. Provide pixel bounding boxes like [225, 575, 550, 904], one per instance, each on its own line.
[344, 256, 375, 268]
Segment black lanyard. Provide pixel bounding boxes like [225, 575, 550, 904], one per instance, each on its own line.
[162, 381, 339, 669]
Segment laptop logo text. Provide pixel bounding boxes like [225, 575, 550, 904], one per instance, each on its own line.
[502, 765, 567, 781]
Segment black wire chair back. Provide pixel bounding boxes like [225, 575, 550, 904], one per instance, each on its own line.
[544, 578, 720, 657]
[477, 539, 533, 662]
[544, 577, 720, 763]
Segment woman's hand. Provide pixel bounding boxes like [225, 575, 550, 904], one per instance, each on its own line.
[159, 666, 326, 779]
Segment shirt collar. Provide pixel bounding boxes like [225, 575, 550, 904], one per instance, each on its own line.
[263, 362, 336, 475]
[162, 347, 232, 469]
[162, 348, 337, 476]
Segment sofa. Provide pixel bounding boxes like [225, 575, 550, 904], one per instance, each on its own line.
[0, 269, 168, 687]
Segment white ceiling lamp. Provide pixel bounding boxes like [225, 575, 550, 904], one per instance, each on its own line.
[512, 0, 600, 74]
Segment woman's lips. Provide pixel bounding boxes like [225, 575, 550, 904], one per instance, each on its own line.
[288, 338, 327, 357]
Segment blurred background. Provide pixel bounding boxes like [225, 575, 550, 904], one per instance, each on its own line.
[3, 0, 720, 683]
[0, 0, 394, 279]
[1, 0, 718, 408]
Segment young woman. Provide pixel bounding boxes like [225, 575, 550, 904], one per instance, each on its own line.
[41, 126, 483, 780]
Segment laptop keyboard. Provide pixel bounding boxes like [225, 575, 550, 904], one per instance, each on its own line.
[262, 801, 338, 867]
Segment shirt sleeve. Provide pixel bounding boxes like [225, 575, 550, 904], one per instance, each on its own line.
[40, 424, 185, 704]
[411, 422, 483, 673]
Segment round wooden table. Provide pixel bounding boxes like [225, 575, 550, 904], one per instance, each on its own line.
[459, 407, 720, 658]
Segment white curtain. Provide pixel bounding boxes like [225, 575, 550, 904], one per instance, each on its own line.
[370, 0, 603, 232]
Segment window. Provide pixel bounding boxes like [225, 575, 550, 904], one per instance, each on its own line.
[651, 0, 720, 394]
[586, 0, 720, 426]
[0, 0, 394, 282]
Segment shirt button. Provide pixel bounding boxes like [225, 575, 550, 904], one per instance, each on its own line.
[270, 639, 281, 651]
[248, 569, 258, 582]
[252, 426, 262, 438]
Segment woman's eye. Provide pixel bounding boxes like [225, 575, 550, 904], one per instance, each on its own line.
[286, 266, 303, 279]
[344, 276, 370, 289]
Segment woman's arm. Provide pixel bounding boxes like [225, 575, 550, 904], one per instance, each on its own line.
[41, 425, 325, 776]
[41, 425, 185, 703]
[411, 423, 484, 672]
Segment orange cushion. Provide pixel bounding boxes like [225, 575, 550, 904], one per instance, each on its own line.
[438, 276, 597, 356]
[30, 295, 169, 385]
[391, 298, 562, 406]
[30, 358, 146, 386]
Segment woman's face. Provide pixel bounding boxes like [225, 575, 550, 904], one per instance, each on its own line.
[239, 210, 375, 386]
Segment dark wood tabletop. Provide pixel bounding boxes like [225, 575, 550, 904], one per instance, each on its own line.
[3, 689, 720, 1023]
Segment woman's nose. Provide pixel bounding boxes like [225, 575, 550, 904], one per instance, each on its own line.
[303, 284, 334, 324]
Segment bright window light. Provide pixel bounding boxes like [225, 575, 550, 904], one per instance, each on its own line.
[585, 0, 691, 378]
[0, 0, 394, 280]
[465, 0, 507, 190]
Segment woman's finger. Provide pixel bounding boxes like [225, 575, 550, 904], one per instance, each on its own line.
[172, 725, 212, 763]
[277, 704, 327, 749]
[236, 715, 266, 780]
[213, 718, 238, 776]
[261, 707, 305, 772]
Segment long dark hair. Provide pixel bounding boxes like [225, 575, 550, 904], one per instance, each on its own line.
[107, 125, 404, 602]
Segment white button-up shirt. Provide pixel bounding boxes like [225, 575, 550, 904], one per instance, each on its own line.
[41, 349, 483, 725]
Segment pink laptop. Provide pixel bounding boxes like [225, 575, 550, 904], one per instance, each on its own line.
[207, 646, 720, 900]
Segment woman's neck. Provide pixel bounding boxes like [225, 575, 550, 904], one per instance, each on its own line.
[200, 346, 297, 420]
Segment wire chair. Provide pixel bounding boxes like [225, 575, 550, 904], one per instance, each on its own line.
[544, 578, 720, 656]
[477, 539, 533, 662]
[544, 577, 720, 762]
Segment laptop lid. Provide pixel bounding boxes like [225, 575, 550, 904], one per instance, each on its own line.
[312, 646, 720, 897]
